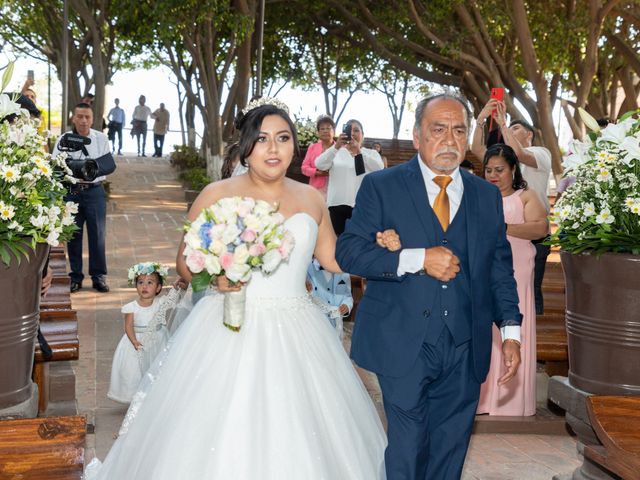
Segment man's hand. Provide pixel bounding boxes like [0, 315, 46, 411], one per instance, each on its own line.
[338, 304, 349, 316]
[477, 98, 501, 124]
[498, 339, 521, 386]
[376, 229, 401, 251]
[423, 247, 460, 281]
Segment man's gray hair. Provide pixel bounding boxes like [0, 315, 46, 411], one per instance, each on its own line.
[414, 92, 473, 132]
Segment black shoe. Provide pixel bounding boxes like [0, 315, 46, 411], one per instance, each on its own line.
[117, 151, 122, 155]
[141, 154, 147, 157]
[70, 281, 82, 293]
[92, 281, 110, 293]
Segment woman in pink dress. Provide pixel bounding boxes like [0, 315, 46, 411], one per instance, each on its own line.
[300, 115, 335, 197]
[477, 144, 548, 416]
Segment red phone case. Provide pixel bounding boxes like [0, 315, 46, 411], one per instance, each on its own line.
[490, 88, 504, 101]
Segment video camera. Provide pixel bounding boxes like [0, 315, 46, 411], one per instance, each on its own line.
[57, 133, 116, 182]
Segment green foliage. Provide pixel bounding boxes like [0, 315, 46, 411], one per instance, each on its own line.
[179, 168, 210, 192]
[170, 145, 205, 170]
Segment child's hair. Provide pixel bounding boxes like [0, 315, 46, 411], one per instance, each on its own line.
[134, 271, 164, 287]
[127, 262, 169, 286]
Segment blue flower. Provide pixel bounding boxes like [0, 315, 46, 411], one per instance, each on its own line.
[199, 222, 213, 250]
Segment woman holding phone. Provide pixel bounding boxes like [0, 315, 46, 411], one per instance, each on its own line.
[315, 119, 384, 236]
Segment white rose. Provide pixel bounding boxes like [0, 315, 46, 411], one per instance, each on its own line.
[233, 244, 250, 265]
[261, 249, 283, 274]
[226, 262, 251, 283]
[204, 255, 222, 275]
[221, 224, 241, 245]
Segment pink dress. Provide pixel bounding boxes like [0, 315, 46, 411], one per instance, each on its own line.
[477, 189, 537, 416]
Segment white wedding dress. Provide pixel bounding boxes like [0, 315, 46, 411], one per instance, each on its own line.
[85, 212, 387, 479]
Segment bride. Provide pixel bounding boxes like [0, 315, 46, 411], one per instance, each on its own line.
[85, 99, 387, 479]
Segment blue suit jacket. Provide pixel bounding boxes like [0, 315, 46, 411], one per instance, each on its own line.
[336, 156, 521, 381]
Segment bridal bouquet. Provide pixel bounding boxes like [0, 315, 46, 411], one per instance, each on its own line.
[182, 196, 295, 331]
[549, 108, 640, 254]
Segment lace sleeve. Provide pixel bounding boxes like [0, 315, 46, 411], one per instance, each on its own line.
[149, 288, 184, 328]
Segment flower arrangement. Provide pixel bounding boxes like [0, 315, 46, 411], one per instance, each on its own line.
[127, 262, 169, 286]
[549, 109, 640, 254]
[182, 196, 295, 331]
[294, 116, 319, 148]
[0, 63, 78, 265]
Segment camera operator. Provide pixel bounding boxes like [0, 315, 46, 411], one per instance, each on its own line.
[53, 102, 113, 293]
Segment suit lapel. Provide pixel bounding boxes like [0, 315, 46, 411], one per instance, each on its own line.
[461, 170, 479, 275]
[402, 156, 437, 245]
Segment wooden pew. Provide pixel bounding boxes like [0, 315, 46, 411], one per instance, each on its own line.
[0, 415, 86, 479]
[584, 396, 640, 479]
[536, 254, 568, 376]
[34, 246, 80, 414]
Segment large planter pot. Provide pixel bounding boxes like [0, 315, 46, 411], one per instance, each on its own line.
[0, 243, 49, 410]
[561, 251, 640, 395]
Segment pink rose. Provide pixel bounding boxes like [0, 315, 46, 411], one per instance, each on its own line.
[278, 232, 295, 259]
[220, 252, 234, 271]
[240, 228, 257, 242]
[185, 249, 206, 273]
[249, 242, 266, 256]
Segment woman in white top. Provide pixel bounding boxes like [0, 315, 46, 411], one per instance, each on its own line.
[315, 119, 384, 235]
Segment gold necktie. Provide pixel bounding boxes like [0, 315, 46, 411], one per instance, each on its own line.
[433, 176, 453, 231]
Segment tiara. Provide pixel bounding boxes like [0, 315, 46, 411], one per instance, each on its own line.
[241, 97, 290, 116]
[127, 262, 169, 286]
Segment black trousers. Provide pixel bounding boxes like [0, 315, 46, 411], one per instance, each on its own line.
[64, 184, 107, 284]
[533, 239, 551, 314]
[154, 134, 165, 156]
[329, 205, 353, 237]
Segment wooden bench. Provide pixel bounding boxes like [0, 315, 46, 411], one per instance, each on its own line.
[0, 415, 86, 479]
[33, 246, 80, 414]
[584, 396, 640, 479]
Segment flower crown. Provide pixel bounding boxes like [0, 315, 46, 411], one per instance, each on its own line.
[241, 97, 290, 116]
[127, 262, 169, 286]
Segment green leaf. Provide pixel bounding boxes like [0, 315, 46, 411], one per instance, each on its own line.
[1, 61, 15, 92]
[191, 271, 212, 293]
[0, 244, 10, 266]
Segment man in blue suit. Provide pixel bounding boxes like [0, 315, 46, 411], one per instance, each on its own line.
[336, 94, 522, 479]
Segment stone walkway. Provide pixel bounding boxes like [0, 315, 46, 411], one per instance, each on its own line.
[74, 156, 582, 478]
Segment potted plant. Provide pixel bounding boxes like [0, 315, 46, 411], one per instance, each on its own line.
[0, 63, 77, 416]
[549, 108, 640, 395]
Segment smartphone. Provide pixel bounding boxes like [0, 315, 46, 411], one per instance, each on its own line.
[27, 70, 34, 81]
[342, 123, 352, 141]
[490, 87, 504, 102]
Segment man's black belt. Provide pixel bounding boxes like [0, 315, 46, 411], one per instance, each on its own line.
[68, 182, 103, 193]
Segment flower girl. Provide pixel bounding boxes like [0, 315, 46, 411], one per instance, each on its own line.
[107, 262, 186, 403]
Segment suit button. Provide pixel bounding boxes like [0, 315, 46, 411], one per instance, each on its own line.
[441, 284, 448, 289]
[443, 310, 449, 316]
[442, 239, 448, 245]
[423, 309, 431, 317]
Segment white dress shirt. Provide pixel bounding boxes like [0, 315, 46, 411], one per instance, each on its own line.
[397, 156, 520, 342]
[53, 128, 111, 184]
[315, 146, 384, 208]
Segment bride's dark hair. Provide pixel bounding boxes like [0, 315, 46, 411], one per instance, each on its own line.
[235, 104, 300, 167]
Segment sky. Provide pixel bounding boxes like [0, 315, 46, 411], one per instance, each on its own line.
[4, 54, 574, 154]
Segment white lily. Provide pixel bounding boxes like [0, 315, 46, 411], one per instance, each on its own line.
[0, 94, 22, 120]
[578, 107, 601, 133]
